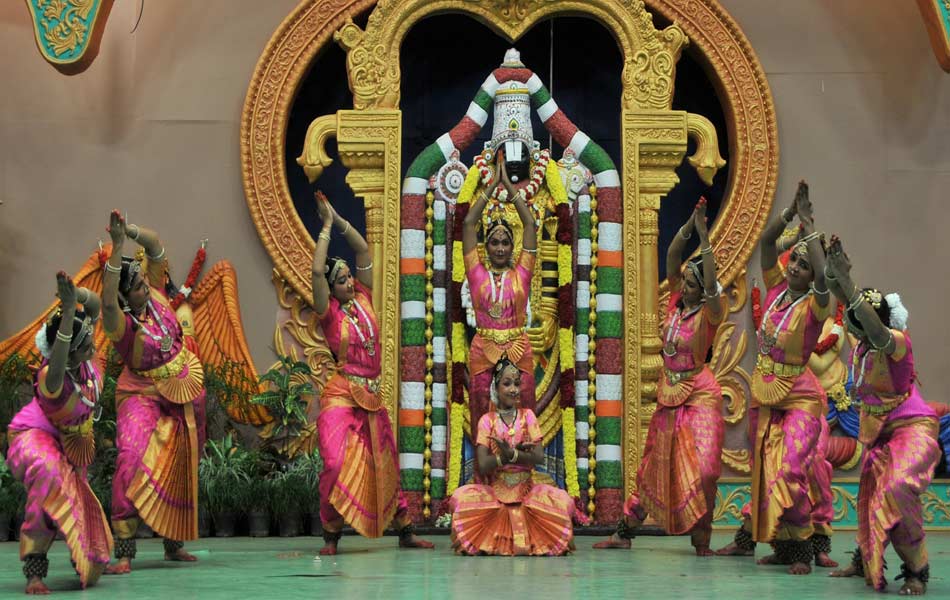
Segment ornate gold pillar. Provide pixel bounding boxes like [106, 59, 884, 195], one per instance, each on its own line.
[336, 109, 403, 425]
[621, 110, 689, 496]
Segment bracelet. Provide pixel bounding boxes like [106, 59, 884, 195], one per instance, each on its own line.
[318, 232, 331, 242]
[338, 221, 351, 235]
[822, 266, 837, 281]
[700, 245, 713, 255]
[781, 208, 793, 225]
[847, 288, 863, 311]
[495, 454, 503, 468]
[510, 449, 519, 464]
[810, 284, 830, 297]
[127, 224, 140, 240]
[104, 262, 122, 274]
[356, 262, 373, 271]
[77, 288, 90, 303]
[147, 247, 166, 261]
[55, 330, 73, 343]
[800, 231, 821, 244]
[680, 228, 692, 240]
[522, 247, 537, 254]
[871, 331, 895, 351]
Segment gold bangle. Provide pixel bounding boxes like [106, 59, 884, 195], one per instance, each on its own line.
[147, 247, 165, 261]
[338, 221, 351, 235]
[495, 454, 503, 468]
[700, 245, 713, 255]
[510, 448, 519, 464]
[356, 262, 373, 272]
[318, 232, 331, 242]
[104, 262, 122, 274]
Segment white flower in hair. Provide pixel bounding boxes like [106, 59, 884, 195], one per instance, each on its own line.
[885, 293, 908, 331]
[35, 325, 52, 359]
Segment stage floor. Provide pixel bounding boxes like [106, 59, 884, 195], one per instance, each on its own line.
[1, 532, 946, 598]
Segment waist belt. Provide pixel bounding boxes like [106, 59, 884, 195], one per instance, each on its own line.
[756, 354, 806, 378]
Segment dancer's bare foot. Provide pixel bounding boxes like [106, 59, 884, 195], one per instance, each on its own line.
[399, 534, 435, 549]
[319, 540, 338, 556]
[715, 541, 754, 556]
[104, 558, 131, 575]
[165, 548, 197, 562]
[898, 576, 926, 596]
[788, 561, 812, 575]
[757, 553, 788, 565]
[24, 577, 50, 595]
[593, 534, 631, 549]
[695, 545, 714, 557]
[815, 552, 839, 568]
[829, 563, 859, 578]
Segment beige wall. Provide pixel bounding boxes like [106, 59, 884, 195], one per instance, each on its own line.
[2, 1, 949, 395]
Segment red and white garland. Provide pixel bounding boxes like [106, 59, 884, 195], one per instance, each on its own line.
[170, 241, 208, 310]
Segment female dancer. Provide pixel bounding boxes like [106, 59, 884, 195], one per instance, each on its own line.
[594, 198, 724, 555]
[462, 154, 538, 437]
[449, 357, 579, 555]
[311, 191, 433, 554]
[716, 181, 834, 574]
[825, 236, 938, 595]
[102, 211, 205, 573]
[6, 273, 112, 593]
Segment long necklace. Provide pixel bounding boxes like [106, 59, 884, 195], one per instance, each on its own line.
[487, 269, 508, 320]
[130, 300, 174, 352]
[344, 299, 376, 356]
[757, 289, 809, 354]
[663, 304, 702, 357]
[67, 361, 102, 422]
[849, 345, 875, 403]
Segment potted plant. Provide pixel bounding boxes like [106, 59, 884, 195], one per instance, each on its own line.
[245, 450, 275, 537]
[252, 354, 314, 460]
[203, 359, 259, 442]
[0, 457, 25, 542]
[270, 460, 310, 537]
[199, 434, 252, 537]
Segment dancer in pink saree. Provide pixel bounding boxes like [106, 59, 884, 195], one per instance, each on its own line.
[6, 273, 112, 593]
[594, 198, 725, 555]
[825, 236, 938, 596]
[449, 357, 581, 555]
[101, 211, 205, 574]
[310, 191, 433, 555]
[716, 181, 836, 574]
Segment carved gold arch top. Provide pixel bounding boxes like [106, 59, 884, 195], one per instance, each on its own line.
[336, 0, 688, 111]
[242, 0, 776, 312]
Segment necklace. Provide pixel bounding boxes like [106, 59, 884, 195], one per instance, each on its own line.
[663, 304, 702, 357]
[130, 300, 174, 352]
[498, 409, 518, 437]
[344, 299, 376, 356]
[67, 361, 102, 422]
[757, 289, 809, 354]
[487, 270, 508, 320]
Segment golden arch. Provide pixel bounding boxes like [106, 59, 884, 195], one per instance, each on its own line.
[241, 0, 778, 499]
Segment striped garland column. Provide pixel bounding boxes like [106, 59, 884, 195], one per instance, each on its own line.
[573, 185, 594, 508]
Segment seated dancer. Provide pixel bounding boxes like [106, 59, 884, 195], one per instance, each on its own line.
[6, 273, 112, 593]
[449, 357, 581, 555]
[463, 153, 538, 437]
[716, 181, 834, 574]
[825, 236, 938, 596]
[102, 212, 205, 573]
[311, 191, 433, 554]
[594, 198, 725, 555]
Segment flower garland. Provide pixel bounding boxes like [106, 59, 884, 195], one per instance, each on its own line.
[170, 241, 208, 310]
[473, 149, 549, 206]
[423, 190, 435, 519]
[587, 184, 600, 517]
[447, 399, 466, 496]
[544, 157, 579, 499]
